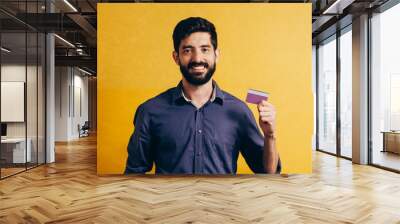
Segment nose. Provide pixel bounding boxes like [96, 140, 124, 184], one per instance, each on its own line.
[191, 49, 203, 62]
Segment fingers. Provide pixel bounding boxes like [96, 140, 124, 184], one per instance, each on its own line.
[260, 116, 274, 123]
[259, 111, 274, 117]
[260, 100, 269, 106]
[258, 101, 276, 125]
[257, 101, 275, 112]
[259, 111, 275, 122]
[257, 100, 268, 108]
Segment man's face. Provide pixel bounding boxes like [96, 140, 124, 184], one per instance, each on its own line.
[173, 32, 219, 86]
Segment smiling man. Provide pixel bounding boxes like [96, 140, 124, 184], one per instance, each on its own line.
[125, 17, 281, 174]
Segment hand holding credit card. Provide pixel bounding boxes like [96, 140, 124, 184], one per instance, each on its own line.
[246, 89, 269, 104]
[246, 89, 276, 138]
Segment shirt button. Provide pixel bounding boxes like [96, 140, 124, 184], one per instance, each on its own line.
[198, 129, 202, 134]
[197, 152, 202, 156]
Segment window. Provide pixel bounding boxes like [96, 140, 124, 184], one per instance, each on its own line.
[339, 27, 352, 158]
[371, 2, 400, 171]
[317, 35, 337, 154]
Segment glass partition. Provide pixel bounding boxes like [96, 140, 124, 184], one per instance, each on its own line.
[1, 30, 28, 177]
[0, 1, 46, 179]
[317, 35, 337, 155]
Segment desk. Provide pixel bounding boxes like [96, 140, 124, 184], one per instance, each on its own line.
[382, 131, 400, 154]
[1, 138, 31, 163]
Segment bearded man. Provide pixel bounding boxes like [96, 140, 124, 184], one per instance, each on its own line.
[125, 17, 281, 174]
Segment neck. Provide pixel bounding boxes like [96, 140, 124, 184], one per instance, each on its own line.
[181, 79, 213, 109]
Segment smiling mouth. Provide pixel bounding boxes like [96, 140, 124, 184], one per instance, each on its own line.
[190, 65, 207, 72]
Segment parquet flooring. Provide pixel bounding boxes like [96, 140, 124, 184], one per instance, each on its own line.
[1, 134, 400, 223]
[1, 167, 26, 178]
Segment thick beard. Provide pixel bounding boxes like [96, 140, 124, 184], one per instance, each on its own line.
[180, 62, 216, 86]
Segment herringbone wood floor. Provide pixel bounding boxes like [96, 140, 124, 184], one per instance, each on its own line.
[1, 135, 400, 224]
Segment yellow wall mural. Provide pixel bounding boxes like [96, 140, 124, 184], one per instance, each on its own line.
[98, 3, 312, 174]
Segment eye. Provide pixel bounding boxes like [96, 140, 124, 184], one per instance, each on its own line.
[201, 48, 210, 53]
[182, 48, 191, 54]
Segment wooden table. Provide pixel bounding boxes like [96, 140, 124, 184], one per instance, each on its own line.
[381, 131, 400, 154]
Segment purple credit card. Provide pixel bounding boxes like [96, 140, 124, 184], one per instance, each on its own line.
[246, 89, 269, 104]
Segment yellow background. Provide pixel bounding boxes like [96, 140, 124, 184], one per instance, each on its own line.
[98, 3, 312, 174]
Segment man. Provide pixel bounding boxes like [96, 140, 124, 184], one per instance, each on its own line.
[125, 17, 281, 174]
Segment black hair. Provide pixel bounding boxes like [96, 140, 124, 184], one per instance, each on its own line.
[172, 17, 218, 52]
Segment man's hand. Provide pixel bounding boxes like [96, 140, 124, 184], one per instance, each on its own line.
[257, 100, 276, 137]
[258, 100, 279, 173]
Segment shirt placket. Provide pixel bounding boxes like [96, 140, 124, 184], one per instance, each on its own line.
[194, 108, 204, 173]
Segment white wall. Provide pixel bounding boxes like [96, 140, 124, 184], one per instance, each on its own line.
[72, 72, 89, 138]
[1, 64, 39, 137]
[55, 67, 89, 141]
[55, 66, 70, 141]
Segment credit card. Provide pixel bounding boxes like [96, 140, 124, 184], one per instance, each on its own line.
[246, 89, 269, 104]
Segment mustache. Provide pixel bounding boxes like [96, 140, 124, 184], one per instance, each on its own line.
[188, 62, 209, 69]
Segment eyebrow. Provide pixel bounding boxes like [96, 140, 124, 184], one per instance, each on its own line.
[182, 45, 194, 49]
[181, 44, 212, 49]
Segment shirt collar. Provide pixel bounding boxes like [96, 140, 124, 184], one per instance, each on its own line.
[172, 80, 224, 105]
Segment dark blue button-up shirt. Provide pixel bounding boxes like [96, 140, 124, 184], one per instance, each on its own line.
[125, 81, 281, 174]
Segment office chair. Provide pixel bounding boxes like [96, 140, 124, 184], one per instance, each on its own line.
[79, 121, 90, 138]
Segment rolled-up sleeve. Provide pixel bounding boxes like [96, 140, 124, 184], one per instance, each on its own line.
[239, 105, 281, 174]
[125, 104, 154, 174]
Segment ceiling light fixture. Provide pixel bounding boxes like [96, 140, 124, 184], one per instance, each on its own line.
[63, 0, 78, 12]
[54, 34, 75, 48]
[78, 67, 93, 76]
[1, 47, 11, 53]
[322, 0, 354, 15]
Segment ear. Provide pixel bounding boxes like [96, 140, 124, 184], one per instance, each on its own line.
[172, 51, 180, 65]
[215, 48, 220, 63]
